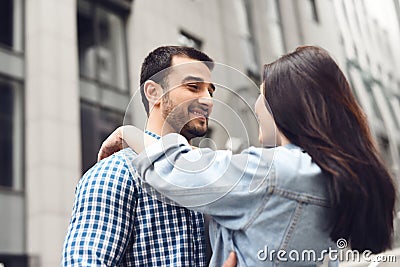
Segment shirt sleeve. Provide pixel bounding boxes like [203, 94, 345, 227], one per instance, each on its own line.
[62, 153, 138, 266]
[132, 133, 275, 230]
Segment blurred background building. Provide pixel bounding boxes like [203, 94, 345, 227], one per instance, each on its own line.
[0, 0, 399, 266]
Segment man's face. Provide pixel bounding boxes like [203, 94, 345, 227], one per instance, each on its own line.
[161, 56, 214, 140]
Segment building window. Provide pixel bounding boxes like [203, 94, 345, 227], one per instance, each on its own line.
[80, 102, 125, 172]
[265, 0, 286, 57]
[0, 79, 19, 188]
[0, 78, 23, 191]
[0, 0, 24, 259]
[366, 85, 385, 123]
[376, 135, 392, 165]
[308, 0, 319, 23]
[78, 0, 130, 172]
[178, 30, 203, 50]
[234, 0, 260, 82]
[0, 0, 23, 52]
[78, 0, 128, 91]
[0, 81, 14, 188]
[0, 0, 24, 191]
[388, 97, 400, 130]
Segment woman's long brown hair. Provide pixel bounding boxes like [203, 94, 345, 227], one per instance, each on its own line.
[263, 46, 396, 253]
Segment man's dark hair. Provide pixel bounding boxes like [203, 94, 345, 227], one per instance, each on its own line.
[140, 46, 214, 115]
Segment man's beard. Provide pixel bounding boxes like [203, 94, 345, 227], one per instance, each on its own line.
[161, 93, 208, 140]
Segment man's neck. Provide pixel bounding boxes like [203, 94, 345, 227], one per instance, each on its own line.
[146, 111, 192, 143]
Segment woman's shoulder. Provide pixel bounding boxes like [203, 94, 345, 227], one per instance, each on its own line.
[241, 144, 309, 168]
[268, 144, 331, 205]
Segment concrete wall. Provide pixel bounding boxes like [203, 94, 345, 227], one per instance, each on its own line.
[25, 0, 81, 266]
[1, 0, 399, 266]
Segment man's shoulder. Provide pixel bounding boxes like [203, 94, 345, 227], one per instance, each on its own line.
[107, 147, 138, 165]
[78, 148, 139, 188]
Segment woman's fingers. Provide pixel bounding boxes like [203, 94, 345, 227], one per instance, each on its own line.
[221, 251, 237, 267]
[97, 127, 124, 162]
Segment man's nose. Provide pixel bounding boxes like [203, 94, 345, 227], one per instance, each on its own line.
[197, 90, 213, 109]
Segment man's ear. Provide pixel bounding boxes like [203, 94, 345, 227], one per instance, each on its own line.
[144, 80, 163, 109]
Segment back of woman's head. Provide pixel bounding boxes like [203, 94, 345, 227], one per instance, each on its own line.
[263, 46, 396, 253]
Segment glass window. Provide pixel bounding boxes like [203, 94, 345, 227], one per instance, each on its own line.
[78, 0, 130, 173]
[0, 0, 23, 52]
[307, 0, 319, 23]
[387, 97, 400, 130]
[78, 0, 96, 81]
[0, 81, 14, 187]
[178, 30, 202, 50]
[78, 0, 128, 91]
[389, 97, 400, 129]
[0, 77, 22, 190]
[96, 7, 127, 89]
[363, 81, 384, 122]
[234, 0, 260, 80]
[81, 102, 124, 173]
[0, 0, 24, 259]
[265, 0, 285, 56]
[348, 67, 375, 120]
[0, 0, 13, 48]
[376, 135, 392, 167]
[0, 255, 29, 267]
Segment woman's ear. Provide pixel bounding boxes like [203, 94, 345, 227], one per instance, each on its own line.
[144, 80, 163, 110]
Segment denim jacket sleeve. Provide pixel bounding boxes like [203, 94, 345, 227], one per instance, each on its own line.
[132, 133, 275, 229]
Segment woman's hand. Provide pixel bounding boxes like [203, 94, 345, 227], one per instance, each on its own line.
[222, 252, 237, 267]
[98, 125, 151, 161]
[97, 126, 125, 162]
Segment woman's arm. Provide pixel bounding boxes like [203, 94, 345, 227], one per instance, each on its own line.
[98, 126, 199, 161]
[98, 127, 275, 229]
[132, 133, 275, 230]
[98, 125, 155, 161]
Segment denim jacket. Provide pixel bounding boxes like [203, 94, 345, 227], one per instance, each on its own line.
[132, 133, 337, 266]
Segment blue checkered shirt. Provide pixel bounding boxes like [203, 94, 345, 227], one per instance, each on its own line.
[62, 142, 206, 266]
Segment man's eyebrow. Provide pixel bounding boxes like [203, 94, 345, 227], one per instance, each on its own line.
[182, 76, 215, 91]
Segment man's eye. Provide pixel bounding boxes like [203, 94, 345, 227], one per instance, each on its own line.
[187, 83, 198, 90]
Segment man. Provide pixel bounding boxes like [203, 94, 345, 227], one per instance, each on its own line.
[62, 46, 235, 266]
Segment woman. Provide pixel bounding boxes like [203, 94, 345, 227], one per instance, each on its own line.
[99, 46, 396, 266]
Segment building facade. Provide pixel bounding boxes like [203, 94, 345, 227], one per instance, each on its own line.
[0, 0, 399, 266]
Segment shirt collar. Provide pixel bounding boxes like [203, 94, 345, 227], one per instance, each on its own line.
[144, 130, 161, 140]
